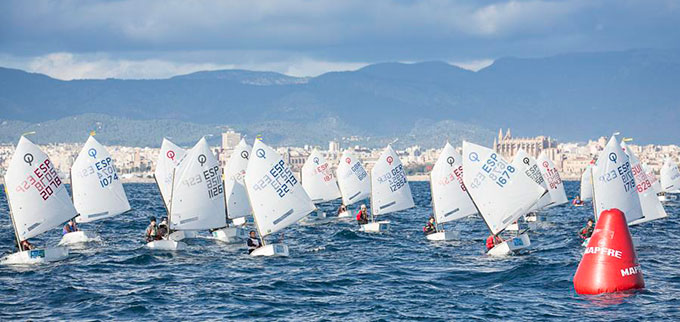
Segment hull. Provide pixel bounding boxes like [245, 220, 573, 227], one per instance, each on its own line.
[250, 244, 289, 257]
[359, 221, 390, 233]
[487, 233, 531, 256]
[506, 222, 520, 231]
[300, 211, 334, 225]
[146, 239, 187, 251]
[525, 213, 538, 222]
[1, 247, 69, 265]
[426, 230, 457, 241]
[212, 227, 248, 243]
[168, 230, 198, 241]
[58, 231, 96, 246]
[231, 217, 247, 226]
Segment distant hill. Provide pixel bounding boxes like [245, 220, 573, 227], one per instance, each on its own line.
[1, 48, 678, 145]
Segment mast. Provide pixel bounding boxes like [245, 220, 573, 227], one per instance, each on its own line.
[429, 171, 440, 232]
[369, 171, 375, 223]
[5, 186, 22, 251]
[243, 173, 265, 246]
[167, 169, 176, 235]
[589, 165, 599, 221]
[222, 176, 230, 228]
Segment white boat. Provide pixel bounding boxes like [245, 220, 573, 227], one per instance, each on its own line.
[536, 152, 568, 208]
[660, 158, 680, 194]
[1, 136, 77, 265]
[426, 142, 477, 241]
[621, 140, 668, 226]
[244, 139, 316, 257]
[216, 139, 253, 243]
[579, 163, 594, 202]
[592, 135, 644, 223]
[336, 150, 371, 219]
[511, 149, 552, 224]
[147, 138, 226, 250]
[60, 135, 131, 246]
[462, 142, 545, 256]
[360, 145, 415, 233]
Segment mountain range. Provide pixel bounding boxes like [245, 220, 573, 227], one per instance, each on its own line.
[1, 48, 678, 148]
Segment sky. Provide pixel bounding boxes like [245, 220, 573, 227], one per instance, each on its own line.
[1, 0, 679, 80]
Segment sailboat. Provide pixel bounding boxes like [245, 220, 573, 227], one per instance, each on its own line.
[2, 136, 77, 264]
[621, 140, 668, 226]
[579, 163, 594, 202]
[427, 142, 477, 241]
[153, 138, 195, 241]
[462, 141, 545, 256]
[147, 138, 226, 250]
[244, 139, 316, 257]
[300, 149, 341, 223]
[531, 152, 568, 220]
[360, 145, 414, 233]
[504, 149, 552, 231]
[213, 138, 251, 243]
[336, 150, 371, 218]
[60, 135, 131, 246]
[660, 158, 680, 201]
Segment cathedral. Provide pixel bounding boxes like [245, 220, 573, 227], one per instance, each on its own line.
[493, 128, 559, 161]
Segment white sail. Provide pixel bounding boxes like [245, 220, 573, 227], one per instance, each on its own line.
[371, 145, 415, 216]
[536, 152, 568, 207]
[430, 142, 476, 224]
[336, 150, 370, 206]
[462, 141, 545, 235]
[4, 136, 78, 240]
[592, 135, 643, 223]
[223, 138, 253, 219]
[169, 138, 226, 231]
[245, 140, 315, 237]
[71, 136, 131, 223]
[511, 149, 551, 211]
[660, 158, 680, 193]
[301, 149, 341, 203]
[580, 164, 594, 201]
[642, 163, 662, 194]
[621, 141, 667, 225]
[155, 138, 187, 209]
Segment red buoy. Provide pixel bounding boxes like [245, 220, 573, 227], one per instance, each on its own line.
[573, 208, 644, 295]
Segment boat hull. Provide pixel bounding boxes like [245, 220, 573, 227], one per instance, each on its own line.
[426, 230, 457, 241]
[168, 230, 198, 241]
[506, 222, 520, 231]
[250, 244, 289, 257]
[58, 231, 96, 246]
[146, 239, 187, 251]
[1, 247, 69, 265]
[212, 227, 248, 243]
[231, 217, 247, 226]
[487, 233, 531, 256]
[359, 221, 390, 233]
[337, 210, 351, 218]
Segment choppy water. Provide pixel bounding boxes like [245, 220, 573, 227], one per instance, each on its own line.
[0, 181, 679, 320]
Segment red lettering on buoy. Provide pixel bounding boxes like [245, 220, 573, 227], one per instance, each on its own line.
[573, 208, 644, 295]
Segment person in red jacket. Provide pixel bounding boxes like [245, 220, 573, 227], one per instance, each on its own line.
[486, 234, 503, 251]
[356, 204, 369, 225]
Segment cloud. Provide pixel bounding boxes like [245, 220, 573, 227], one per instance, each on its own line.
[0, 0, 678, 78]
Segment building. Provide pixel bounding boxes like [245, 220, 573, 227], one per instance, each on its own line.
[221, 130, 241, 150]
[493, 128, 558, 160]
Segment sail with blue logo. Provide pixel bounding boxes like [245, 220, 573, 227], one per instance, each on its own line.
[370, 145, 415, 216]
[336, 150, 370, 206]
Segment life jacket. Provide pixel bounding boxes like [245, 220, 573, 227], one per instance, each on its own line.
[486, 236, 495, 250]
[356, 211, 362, 221]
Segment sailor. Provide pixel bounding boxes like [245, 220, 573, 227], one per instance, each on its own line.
[423, 216, 437, 235]
[486, 234, 503, 251]
[356, 204, 369, 225]
[247, 230, 262, 254]
[145, 216, 159, 242]
[18, 239, 35, 251]
[337, 204, 347, 215]
[572, 195, 584, 206]
[62, 218, 79, 235]
[579, 219, 595, 239]
[158, 217, 169, 238]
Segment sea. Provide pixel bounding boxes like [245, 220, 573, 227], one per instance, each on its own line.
[0, 181, 679, 321]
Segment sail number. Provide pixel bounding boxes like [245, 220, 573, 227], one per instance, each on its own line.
[180, 165, 223, 199]
[438, 165, 466, 192]
[541, 162, 563, 189]
[252, 160, 298, 198]
[15, 159, 62, 201]
[631, 163, 653, 193]
[350, 162, 367, 181]
[376, 164, 407, 192]
[471, 153, 515, 189]
[525, 164, 545, 186]
[598, 161, 635, 192]
[314, 163, 335, 182]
